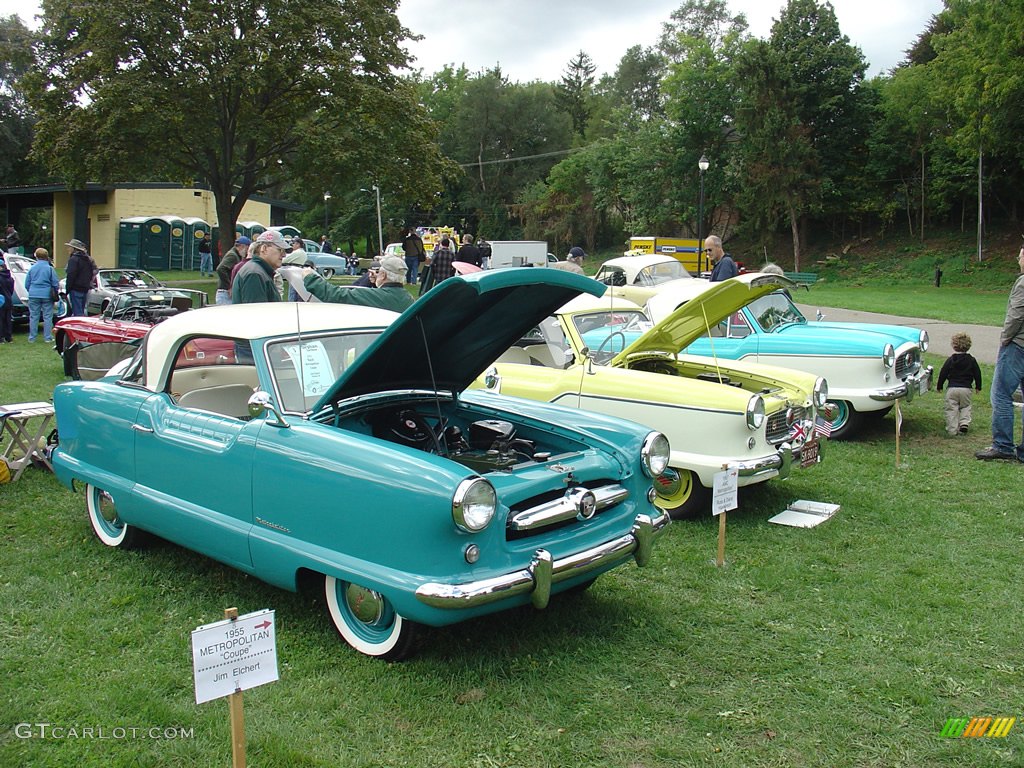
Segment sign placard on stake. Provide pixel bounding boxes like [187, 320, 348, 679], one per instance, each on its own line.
[192, 609, 279, 705]
[711, 467, 738, 516]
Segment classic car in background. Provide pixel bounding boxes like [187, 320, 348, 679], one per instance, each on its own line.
[87, 269, 165, 314]
[51, 269, 671, 659]
[476, 291, 827, 517]
[644, 275, 933, 438]
[53, 287, 208, 380]
[594, 254, 704, 305]
[304, 250, 349, 278]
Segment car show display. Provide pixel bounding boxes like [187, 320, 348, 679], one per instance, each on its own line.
[594, 254, 704, 305]
[50, 269, 672, 659]
[476, 287, 827, 517]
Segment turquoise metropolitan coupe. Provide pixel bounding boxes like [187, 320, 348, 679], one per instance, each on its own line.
[51, 269, 671, 660]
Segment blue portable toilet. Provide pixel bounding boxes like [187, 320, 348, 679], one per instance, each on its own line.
[118, 216, 171, 270]
[157, 216, 187, 270]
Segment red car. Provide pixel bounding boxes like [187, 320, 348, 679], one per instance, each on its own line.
[55, 288, 210, 379]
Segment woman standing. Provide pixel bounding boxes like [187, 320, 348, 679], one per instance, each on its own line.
[24, 248, 59, 343]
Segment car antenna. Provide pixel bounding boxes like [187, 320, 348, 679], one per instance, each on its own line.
[417, 316, 447, 454]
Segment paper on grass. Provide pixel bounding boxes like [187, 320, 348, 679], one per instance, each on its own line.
[768, 500, 840, 528]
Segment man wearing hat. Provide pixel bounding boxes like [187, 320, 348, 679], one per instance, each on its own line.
[232, 230, 287, 304]
[215, 235, 251, 305]
[65, 238, 96, 316]
[552, 246, 586, 275]
[301, 254, 413, 312]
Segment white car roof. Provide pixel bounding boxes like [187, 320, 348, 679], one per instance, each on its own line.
[557, 293, 643, 315]
[598, 255, 681, 275]
[144, 302, 400, 384]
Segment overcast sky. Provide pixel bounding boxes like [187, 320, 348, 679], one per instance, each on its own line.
[2, 0, 944, 81]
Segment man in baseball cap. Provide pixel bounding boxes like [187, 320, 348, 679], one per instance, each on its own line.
[215, 235, 252, 304]
[301, 253, 413, 312]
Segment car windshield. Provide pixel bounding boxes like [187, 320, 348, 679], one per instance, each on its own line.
[748, 292, 806, 333]
[633, 261, 692, 285]
[108, 289, 204, 318]
[266, 331, 382, 413]
[5, 255, 33, 273]
[572, 309, 652, 364]
[100, 270, 161, 288]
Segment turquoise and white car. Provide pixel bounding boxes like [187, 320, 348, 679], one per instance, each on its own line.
[50, 269, 671, 660]
[644, 275, 933, 438]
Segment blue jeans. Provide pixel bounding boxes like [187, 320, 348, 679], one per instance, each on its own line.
[989, 342, 1024, 458]
[28, 297, 54, 341]
[200, 253, 213, 275]
[69, 289, 88, 316]
[405, 256, 419, 284]
[215, 289, 232, 305]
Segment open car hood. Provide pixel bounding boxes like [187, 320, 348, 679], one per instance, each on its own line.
[313, 269, 604, 411]
[612, 274, 796, 363]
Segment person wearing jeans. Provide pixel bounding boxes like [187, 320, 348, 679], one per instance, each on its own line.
[24, 248, 59, 343]
[976, 247, 1024, 462]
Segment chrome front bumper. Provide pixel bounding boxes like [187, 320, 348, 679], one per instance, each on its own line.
[415, 510, 671, 611]
[869, 365, 934, 403]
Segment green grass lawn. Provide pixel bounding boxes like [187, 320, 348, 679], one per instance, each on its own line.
[1, 323, 1022, 765]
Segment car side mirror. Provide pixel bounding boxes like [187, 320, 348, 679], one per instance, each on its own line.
[247, 391, 290, 428]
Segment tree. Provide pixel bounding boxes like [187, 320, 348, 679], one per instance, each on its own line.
[555, 51, 597, 139]
[734, 0, 868, 267]
[25, 0, 446, 255]
[0, 15, 43, 184]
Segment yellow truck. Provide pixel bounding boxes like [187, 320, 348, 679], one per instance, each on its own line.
[628, 236, 706, 276]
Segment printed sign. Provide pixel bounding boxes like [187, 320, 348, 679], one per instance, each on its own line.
[711, 467, 738, 516]
[191, 609, 278, 704]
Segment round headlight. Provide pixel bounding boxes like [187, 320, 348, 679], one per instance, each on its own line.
[919, 330, 929, 352]
[882, 344, 895, 369]
[452, 478, 496, 532]
[812, 377, 828, 409]
[641, 431, 671, 477]
[746, 395, 766, 430]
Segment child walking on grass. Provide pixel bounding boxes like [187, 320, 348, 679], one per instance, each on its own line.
[936, 332, 983, 436]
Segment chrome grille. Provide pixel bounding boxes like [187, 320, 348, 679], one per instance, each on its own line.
[766, 406, 806, 445]
[896, 349, 920, 380]
[506, 482, 627, 540]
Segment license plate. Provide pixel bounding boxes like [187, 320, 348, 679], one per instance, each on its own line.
[800, 436, 820, 468]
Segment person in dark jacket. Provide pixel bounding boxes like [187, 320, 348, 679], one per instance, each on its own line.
[707, 236, 737, 282]
[936, 332, 983, 437]
[0, 256, 14, 342]
[215, 236, 251, 305]
[232, 231, 286, 305]
[456, 234, 482, 267]
[64, 238, 95, 316]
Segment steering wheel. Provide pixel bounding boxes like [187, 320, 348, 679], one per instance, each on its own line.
[594, 331, 626, 364]
[116, 306, 152, 322]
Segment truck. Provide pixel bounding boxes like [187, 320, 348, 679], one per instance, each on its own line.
[627, 236, 706, 275]
[488, 240, 549, 269]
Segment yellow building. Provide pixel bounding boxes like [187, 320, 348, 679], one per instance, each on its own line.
[1, 182, 299, 269]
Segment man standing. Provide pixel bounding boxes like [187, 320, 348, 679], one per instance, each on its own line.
[400, 227, 425, 285]
[707, 236, 737, 282]
[197, 232, 213, 277]
[232, 231, 286, 304]
[64, 238, 95, 316]
[215, 235, 250, 305]
[0, 256, 14, 343]
[976, 247, 1024, 462]
[456, 234, 482, 267]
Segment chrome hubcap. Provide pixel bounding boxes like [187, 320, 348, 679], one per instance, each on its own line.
[345, 584, 384, 625]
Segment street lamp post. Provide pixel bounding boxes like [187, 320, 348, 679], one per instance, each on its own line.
[323, 191, 331, 236]
[697, 154, 709, 275]
[371, 185, 383, 257]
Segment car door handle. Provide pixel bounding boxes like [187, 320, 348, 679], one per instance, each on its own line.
[131, 424, 154, 433]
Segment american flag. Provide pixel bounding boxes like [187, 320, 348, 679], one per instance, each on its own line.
[814, 416, 833, 438]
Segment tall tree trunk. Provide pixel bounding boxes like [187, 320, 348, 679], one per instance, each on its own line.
[919, 146, 925, 242]
[788, 200, 801, 272]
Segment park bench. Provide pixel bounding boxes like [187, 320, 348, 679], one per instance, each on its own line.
[784, 271, 818, 285]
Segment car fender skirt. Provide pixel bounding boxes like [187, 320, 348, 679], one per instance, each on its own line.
[414, 511, 670, 610]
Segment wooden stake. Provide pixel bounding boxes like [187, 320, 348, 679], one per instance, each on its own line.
[224, 607, 246, 768]
[717, 511, 727, 567]
[894, 400, 902, 467]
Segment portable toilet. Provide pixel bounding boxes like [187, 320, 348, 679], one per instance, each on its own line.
[236, 221, 267, 240]
[156, 216, 187, 270]
[181, 217, 210, 270]
[118, 218, 144, 268]
[269, 225, 301, 240]
[118, 216, 171, 270]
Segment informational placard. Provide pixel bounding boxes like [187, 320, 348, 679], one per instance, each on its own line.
[282, 340, 332, 398]
[191, 609, 278, 705]
[711, 467, 739, 516]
